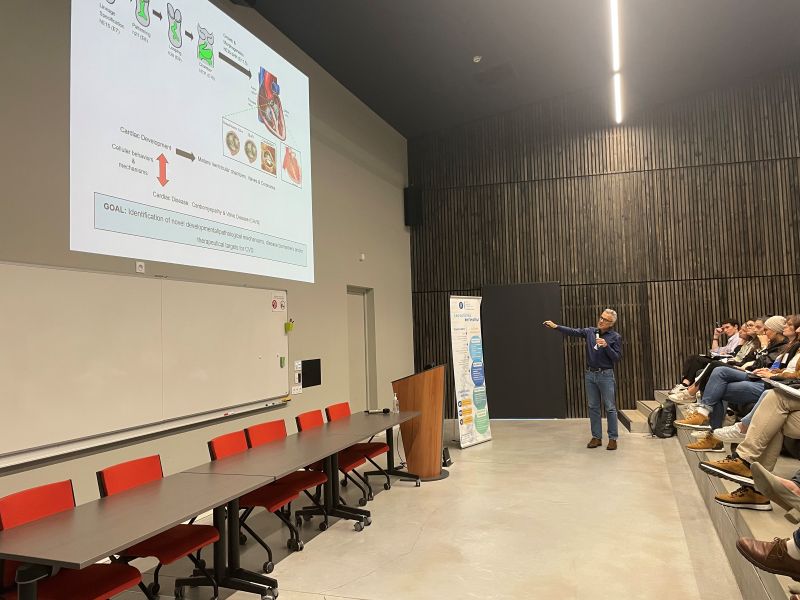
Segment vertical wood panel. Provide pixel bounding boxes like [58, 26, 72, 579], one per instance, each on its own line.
[409, 66, 800, 419]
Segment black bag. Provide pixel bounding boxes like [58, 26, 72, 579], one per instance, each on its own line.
[649, 401, 677, 438]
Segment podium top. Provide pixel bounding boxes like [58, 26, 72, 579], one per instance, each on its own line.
[391, 364, 447, 385]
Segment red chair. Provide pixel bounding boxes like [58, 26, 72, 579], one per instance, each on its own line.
[326, 401, 392, 494]
[0, 480, 142, 600]
[295, 410, 373, 528]
[245, 420, 330, 531]
[97, 456, 219, 599]
[208, 431, 302, 574]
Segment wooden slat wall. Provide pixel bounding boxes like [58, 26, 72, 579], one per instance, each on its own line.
[408, 65, 800, 419]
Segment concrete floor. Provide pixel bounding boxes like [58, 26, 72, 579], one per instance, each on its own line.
[118, 419, 744, 600]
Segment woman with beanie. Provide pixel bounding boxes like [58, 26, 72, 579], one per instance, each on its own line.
[674, 315, 790, 450]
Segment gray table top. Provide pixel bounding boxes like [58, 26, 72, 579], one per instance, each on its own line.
[186, 411, 418, 478]
[0, 472, 272, 569]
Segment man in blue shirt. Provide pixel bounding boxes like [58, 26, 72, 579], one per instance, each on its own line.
[544, 308, 623, 450]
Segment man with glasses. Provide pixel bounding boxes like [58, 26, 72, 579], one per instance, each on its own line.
[544, 309, 623, 450]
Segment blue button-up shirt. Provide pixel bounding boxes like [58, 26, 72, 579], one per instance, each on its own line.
[556, 325, 623, 370]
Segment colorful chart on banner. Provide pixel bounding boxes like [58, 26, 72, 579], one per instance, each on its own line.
[449, 296, 492, 448]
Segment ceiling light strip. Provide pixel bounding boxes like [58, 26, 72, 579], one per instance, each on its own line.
[610, 0, 623, 123]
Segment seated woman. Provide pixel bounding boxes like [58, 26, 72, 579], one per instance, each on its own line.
[712, 316, 800, 443]
[674, 316, 793, 451]
[670, 320, 761, 404]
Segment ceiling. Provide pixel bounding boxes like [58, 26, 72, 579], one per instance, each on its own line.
[249, 0, 800, 138]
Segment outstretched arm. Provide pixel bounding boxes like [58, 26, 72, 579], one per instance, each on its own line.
[544, 321, 586, 338]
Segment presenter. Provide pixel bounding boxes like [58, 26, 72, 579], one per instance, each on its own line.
[544, 308, 623, 450]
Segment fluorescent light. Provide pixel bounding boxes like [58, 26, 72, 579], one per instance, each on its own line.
[610, 0, 621, 72]
[613, 73, 623, 124]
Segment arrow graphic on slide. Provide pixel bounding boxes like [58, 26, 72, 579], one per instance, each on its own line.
[176, 148, 195, 161]
[156, 154, 169, 186]
[219, 52, 251, 79]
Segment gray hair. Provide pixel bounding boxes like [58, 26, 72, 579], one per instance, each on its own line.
[603, 308, 618, 322]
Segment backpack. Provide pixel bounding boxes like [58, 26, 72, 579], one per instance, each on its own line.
[649, 400, 677, 438]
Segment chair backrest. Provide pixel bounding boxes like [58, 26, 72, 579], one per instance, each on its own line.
[245, 420, 287, 448]
[97, 455, 163, 497]
[208, 430, 249, 460]
[0, 480, 76, 588]
[295, 409, 324, 432]
[325, 402, 351, 422]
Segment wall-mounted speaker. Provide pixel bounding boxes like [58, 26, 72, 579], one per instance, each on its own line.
[404, 186, 422, 227]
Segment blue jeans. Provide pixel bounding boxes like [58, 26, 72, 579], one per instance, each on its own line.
[702, 367, 765, 429]
[586, 369, 618, 440]
[742, 389, 770, 427]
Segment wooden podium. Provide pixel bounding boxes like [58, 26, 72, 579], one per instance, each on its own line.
[392, 365, 449, 481]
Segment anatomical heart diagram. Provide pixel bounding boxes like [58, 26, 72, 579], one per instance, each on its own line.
[258, 68, 286, 141]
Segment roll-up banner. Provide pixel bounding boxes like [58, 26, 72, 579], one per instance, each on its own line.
[449, 295, 492, 448]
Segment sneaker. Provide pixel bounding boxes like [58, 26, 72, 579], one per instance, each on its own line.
[686, 433, 724, 453]
[715, 486, 772, 511]
[675, 411, 711, 430]
[691, 430, 709, 440]
[670, 384, 688, 394]
[668, 390, 700, 404]
[684, 403, 702, 415]
[700, 456, 754, 485]
[713, 423, 746, 444]
[669, 389, 697, 404]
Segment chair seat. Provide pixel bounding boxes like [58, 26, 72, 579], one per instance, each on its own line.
[241, 484, 299, 513]
[276, 470, 327, 491]
[3, 563, 141, 600]
[351, 442, 389, 459]
[120, 524, 219, 565]
[337, 449, 367, 473]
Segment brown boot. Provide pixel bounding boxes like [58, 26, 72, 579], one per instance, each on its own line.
[587, 438, 602, 448]
[607, 439, 617, 451]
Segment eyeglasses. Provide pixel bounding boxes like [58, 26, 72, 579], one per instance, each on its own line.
[599, 316, 614, 323]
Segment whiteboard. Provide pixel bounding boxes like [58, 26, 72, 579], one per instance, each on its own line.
[162, 280, 288, 420]
[0, 262, 289, 457]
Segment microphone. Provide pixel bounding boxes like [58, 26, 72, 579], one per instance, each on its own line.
[364, 408, 391, 414]
[594, 329, 600, 350]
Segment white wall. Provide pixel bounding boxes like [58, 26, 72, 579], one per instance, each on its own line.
[0, 0, 412, 503]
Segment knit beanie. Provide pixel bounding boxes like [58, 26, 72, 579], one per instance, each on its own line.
[764, 315, 786, 333]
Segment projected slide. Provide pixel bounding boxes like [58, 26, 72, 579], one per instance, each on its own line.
[70, 0, 314, 281]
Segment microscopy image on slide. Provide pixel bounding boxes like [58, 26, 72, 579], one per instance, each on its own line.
[261, 142, 277, 176]
[225, 130, 240, 156]
[257, 68, 286, 140]
[245, 140, 258, 163]
[282, 146, 302, 187]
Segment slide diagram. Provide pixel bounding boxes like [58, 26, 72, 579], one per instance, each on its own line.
[73, 0, 313, 281]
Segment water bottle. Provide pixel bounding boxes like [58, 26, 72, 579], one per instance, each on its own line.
[393, 392, 400, 414]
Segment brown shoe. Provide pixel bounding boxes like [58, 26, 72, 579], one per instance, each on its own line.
[686, 433, 724, 453]
[587, 438, 602, 448]
[736, 537, 800, 580]
[715, 485, 772, 511]
[675, 411, 711, 430]
[699, 456, 753, 485]
[607, 439, 617, 451]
